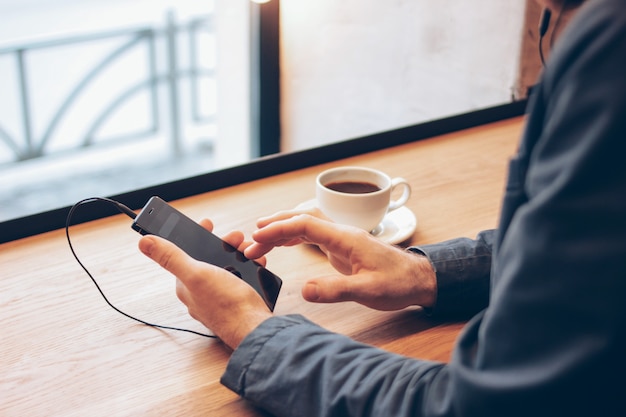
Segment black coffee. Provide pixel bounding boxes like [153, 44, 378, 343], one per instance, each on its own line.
[324, 181, 381, 194]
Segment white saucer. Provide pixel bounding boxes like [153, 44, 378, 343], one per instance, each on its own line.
[294, 199, 417, 245]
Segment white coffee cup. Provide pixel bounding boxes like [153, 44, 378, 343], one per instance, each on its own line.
[316, 166, 411, 232]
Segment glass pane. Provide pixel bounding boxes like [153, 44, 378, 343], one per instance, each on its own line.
[0, 0, 255, 222]
[279, 0, 527, 151]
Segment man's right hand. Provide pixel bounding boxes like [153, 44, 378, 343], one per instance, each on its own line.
[245, 211, 437, 311]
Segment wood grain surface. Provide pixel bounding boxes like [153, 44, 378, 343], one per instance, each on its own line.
[1, 117, 523, 417]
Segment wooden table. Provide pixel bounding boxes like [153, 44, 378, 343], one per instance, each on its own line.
[1, 117, 523, 416]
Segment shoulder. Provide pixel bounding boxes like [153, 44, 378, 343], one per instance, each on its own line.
[519, 0, 626, 197]
[547, 0, 626, 80]
[538, 0, 626, 124]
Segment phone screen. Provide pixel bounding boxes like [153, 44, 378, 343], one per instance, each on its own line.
[132, 196, 282, 311]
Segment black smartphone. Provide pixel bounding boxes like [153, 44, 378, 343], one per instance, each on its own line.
[132, 196, 282, 311]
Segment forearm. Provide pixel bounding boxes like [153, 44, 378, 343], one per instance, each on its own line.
[222, 315, 450, 417]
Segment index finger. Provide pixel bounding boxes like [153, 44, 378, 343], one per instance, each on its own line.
[246, 214, 358, 259]
[256, 207, 329, 228]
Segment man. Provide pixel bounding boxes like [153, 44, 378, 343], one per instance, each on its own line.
[139, 0, 626, 415]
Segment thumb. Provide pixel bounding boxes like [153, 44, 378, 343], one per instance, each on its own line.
[302, 275, 355, 304]
[138, 235, 197, 278]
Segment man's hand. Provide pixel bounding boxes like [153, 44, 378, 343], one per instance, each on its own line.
[138, 219, 272, 350]
[245, 212, 437, 311]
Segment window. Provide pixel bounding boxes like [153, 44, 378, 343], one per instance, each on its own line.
[1, 0, 532, 243]
[0, 0, 279, 236]
[279, 0, 529, 151]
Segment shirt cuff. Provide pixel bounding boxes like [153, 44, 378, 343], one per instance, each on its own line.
[408, 233, 493, 318]
[221, 314, 312, 395]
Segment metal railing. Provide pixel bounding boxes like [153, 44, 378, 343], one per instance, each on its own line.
[0, 11, 215, 164]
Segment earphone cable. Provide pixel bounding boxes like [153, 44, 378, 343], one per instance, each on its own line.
[539, 2, 569, 67]
[538, 8, 552, 67]
[549, 2, 568, 50]
[65, 197, 215, 339]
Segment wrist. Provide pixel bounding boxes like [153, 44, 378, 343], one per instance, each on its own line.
[224, 310, 273, 350]
[407, 248, 438, 308]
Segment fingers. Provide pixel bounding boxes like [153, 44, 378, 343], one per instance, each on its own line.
[246, 208, 335, 258]
[138, 235, 201, 279]
[198, 218, 214, 232]
[256, 207, 329, 228]
[244, 238, 306, 259]
[198, 219, 267, 266]
[221, 230, 245, 248]
[221, 230, 267, 267]
[302, 273, 410, 311]
[246, 214, 353, 259]
[302, 275, 353, 303]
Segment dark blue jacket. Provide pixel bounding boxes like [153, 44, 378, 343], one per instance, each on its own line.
[221, 1, 626, 415]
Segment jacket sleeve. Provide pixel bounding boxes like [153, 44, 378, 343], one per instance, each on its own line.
[221, 314, 453, 417]
[409, 229, 494, 318]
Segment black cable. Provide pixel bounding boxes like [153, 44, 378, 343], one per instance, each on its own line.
[538, 1, 570, 67]
[538, 8, 552, 67]
[549, 2, 568, 51]
[66, 197, 216, 339]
